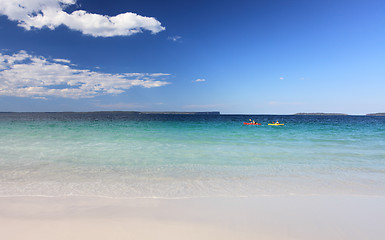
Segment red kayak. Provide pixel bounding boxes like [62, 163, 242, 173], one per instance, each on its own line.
[243, 122, 261, 125]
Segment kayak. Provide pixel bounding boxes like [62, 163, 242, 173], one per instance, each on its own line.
[244, 122, 261, 125]
[268, 123, 284, 126]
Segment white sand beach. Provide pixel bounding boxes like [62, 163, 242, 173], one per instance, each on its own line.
[1, 195, 384, 240]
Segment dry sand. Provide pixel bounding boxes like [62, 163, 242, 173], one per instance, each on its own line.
[1, 195, 385, 240]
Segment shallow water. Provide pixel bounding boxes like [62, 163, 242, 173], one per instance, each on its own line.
[0, 113, 384, 198]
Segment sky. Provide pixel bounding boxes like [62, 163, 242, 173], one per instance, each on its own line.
[0, 0, 385, 114]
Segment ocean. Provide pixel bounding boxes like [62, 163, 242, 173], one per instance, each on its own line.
[1, 112, 384, 198]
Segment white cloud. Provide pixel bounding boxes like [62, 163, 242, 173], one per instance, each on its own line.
[53, 58, 71, 64]
[0, 0, 165, 37]
[31, 96, 48, 100]
[193, 78, 206, 82]
[0, 51, 171, 99]
[168, 36, 181, 42]
[279, 77, 284, 80]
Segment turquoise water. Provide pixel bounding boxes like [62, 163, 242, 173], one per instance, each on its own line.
[0, 113, 384, 198]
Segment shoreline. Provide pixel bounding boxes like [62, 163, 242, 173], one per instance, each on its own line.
[1, 195, 385, 240]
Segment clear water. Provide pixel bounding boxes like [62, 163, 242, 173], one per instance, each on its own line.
[0, 113, 384, 198]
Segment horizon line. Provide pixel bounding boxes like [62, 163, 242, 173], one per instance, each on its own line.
[0, 111, 384, 116]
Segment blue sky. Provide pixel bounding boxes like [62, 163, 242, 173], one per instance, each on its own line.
[0, 0, 384, 114]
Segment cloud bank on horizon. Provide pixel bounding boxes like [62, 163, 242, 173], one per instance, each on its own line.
[0, 51, 171, 99]
[0, 0, 165, 37]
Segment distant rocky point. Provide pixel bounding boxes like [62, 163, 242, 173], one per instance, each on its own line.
[294, 113, 348, 116]
[366, 113, 385, 116]
[88, 111, 221, 115]
[139, 111, 220, 115]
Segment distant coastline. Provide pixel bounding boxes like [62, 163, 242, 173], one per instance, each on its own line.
[0, 111, 221, 115]
[1, 111, 385, 116]
[294, 112, 385, 116]
[88, 111, 221, 115]
[366, 113, 385, 116]
[139, 111, 221, 115]
[293, 113, 348, 116]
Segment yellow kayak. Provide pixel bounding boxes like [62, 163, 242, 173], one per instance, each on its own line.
[268, 123, 284, 126]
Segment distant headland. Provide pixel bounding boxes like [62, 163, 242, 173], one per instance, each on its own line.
[294, 112, 385, 116]
[65, 111, 221, 115]
[138, 111, 220, 115]
[366, 113, 385, 116]
[293, 113, 348, 116]
[1, 111, 385, 116]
